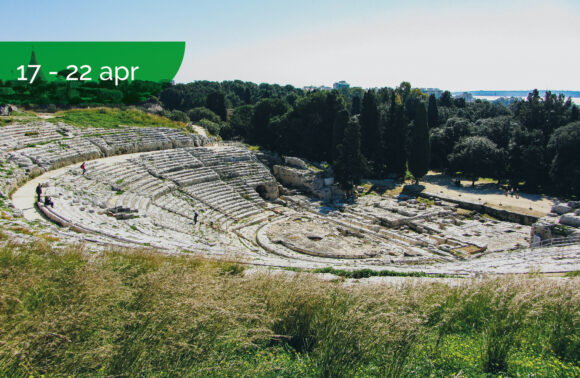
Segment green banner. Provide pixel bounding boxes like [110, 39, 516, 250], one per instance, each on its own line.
[0, 42, 185, 84]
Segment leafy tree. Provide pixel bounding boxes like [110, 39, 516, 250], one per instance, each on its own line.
[474, 116, 513, 150]
[243, 87, 252, 104]
[206, 91, 227, 121]
[440, 91, 453, 107]
[408, 104, 430, 183]
[229, 105, 254, 139]
[570, 104, 578, 122]
[160, 86, 184, 110]
[96, 88, 123, 104]
[188, 107, 220, 123]
[448, 136, 500, 186]
[334, 118, 366, 192]
[429, 117, 473, 170]
[428, 94, 439, 129]
[250, 98, 290, 148]
[397, 82, 411, 102]
[547, 121, 580, 195]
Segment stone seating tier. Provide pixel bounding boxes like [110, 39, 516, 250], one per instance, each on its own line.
[183, 182, 260, 220]
[161, 167, 219, 186]
[140, 150, 204, 173]
[18, 138, 103, 169]
[86, 161, 152, 188]
[0, 123, 63, 151]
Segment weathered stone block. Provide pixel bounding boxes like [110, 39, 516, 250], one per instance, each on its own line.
[560, 214, 580, 228]
[284, 156, 307, 169]
[551, 204, 572, 215]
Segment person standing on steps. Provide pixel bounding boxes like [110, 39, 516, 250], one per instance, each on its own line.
[80, 162, 86, 175]
[36, 183, 42, 203]
[194, 211, 199, 225]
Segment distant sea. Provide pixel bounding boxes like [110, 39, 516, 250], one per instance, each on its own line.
[473, 96, 580, 105]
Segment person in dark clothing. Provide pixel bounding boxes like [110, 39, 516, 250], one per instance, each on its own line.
[44, 196, 54, 208]
[36, 183, 42, 203]
[80, 162, 86, 175]
[194, 211, 198, 225]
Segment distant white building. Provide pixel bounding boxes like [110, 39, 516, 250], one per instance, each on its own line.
[454, 92, 474, 102]
[420, 88, 443, 98]
[304, 85, 333, 92]
[333, 80, 350, 90]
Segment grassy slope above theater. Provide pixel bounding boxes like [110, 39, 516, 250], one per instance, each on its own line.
[0, 238, 578, 377]
[48, 107, 186, 129]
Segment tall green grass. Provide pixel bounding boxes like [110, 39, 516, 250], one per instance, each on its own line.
[48, 107, 186, 129]
[0, 239, 578, 377]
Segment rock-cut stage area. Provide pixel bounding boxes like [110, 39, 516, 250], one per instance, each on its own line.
[2, 121, 579, 275]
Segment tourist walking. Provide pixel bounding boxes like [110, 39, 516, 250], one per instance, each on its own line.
[194, 211, 198, 225]
[80, 162, 86, 175]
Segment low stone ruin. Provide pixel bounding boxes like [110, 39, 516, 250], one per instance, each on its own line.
[531, 201, 580, 246]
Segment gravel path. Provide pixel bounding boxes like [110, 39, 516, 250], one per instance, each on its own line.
[421, 173, 556, 216]
[12, 152, 145, 221]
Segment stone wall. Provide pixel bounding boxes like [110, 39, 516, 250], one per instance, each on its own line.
[419, 192, 539, 225]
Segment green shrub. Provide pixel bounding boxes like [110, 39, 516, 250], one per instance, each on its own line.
[187, 107, 220, 123]
[198, 118, 221, 136]
[169, 110, 189, 123]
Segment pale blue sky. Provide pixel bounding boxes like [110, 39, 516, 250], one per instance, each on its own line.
[2, 0, 579, 90]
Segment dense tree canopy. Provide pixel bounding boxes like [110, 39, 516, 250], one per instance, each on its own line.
[547, 122, 580, 195]
[448, 136, 501, 186]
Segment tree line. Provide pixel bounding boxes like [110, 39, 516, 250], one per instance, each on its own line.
[156, 81, 579, 196]
[3, 75, 578, 196]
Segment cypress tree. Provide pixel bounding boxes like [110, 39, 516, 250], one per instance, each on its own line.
[26, 50, 47, 83]
[351, 96, 361, 115]
[359, 90, 380, 172]
[428, 94, 439, 128]
[334, 118, 366, 192]
[408, 103, 430, 183]
[206, 91, 227, 121]
[383, 94, 407, 177]
[332, 109, 349, 161]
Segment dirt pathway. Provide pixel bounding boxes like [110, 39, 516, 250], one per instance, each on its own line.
[12, 152, 145, 221]
[420, 173, 557, 216]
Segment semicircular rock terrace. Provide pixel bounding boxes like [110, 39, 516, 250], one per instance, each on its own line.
[4, 120, 579, 274]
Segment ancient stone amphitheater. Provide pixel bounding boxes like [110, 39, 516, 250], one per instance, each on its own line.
[1, 121, 578, 275]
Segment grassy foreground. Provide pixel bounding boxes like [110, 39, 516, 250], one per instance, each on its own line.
[0, 239, 578, 377]
[48, 107, 186, 129]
